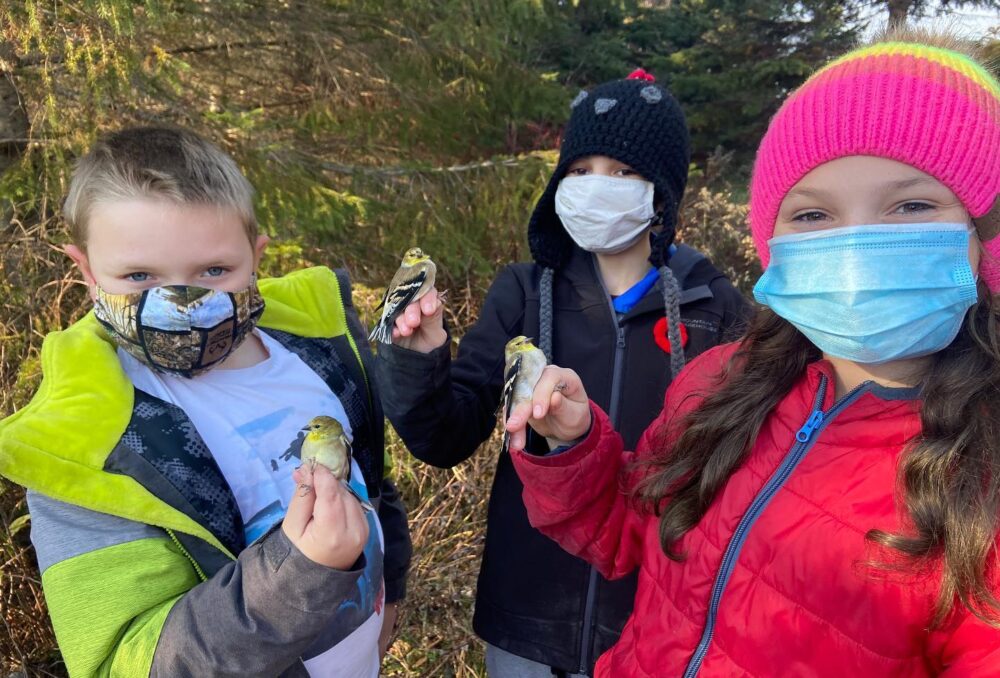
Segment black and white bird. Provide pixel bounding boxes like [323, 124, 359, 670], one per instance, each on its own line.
[500, 335, 547, 455]
[369, 247, 437, 344]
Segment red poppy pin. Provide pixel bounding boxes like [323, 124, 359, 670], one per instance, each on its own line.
[653, 318, 688, 354]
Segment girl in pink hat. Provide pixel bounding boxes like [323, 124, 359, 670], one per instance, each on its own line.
[504, 28, 1000, 677]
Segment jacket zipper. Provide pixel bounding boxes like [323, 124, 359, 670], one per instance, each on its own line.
[166, 528, 209, 582]
[681, 376, 869, 677]
[579, 258, 629, 673]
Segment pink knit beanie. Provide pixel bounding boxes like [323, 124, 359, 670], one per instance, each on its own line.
[749, 42, 1000, 291]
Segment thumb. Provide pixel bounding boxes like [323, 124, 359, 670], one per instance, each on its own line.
[283, 466, 316, 539]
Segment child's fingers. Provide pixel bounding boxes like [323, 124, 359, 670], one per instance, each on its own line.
[509, 427, 527, 452]
[394, 313, 414, 337]
[505, 401, 533, 433]
[309, 465, 347, 522]
[530, 366, 570, 419]
[420, 288, 439, 315]
[404, 301, 422, 326]
[283, 466, 316, 538]
[555, 371, 586, 402]
[311, 464, 340, 500]
[549, 390, 564, 414]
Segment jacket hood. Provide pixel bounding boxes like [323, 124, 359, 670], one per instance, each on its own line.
[529, 75, 691, 270]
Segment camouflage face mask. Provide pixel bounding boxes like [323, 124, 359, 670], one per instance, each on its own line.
[94, 278, 265, 378]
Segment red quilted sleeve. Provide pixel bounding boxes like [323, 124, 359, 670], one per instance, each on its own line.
[511, 343, 740, 580]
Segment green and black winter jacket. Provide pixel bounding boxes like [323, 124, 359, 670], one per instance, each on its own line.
[0, 266, 411, 677]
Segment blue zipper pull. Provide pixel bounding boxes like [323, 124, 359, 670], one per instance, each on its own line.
[795, 410, 824, 443]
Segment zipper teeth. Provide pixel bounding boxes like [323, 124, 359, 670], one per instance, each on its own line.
[580, 258, 627, 674]
[682, 376, 869, 678]
[167, 528, 208, 582]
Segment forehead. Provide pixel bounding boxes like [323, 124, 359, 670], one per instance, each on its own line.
[85, 198, 251, 265]
[789, 156, 951, 195]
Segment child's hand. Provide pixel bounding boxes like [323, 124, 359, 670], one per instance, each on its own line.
[392, 287, 447, 353]
[283, 464, 369, 570]
[505, 366, 592, 452]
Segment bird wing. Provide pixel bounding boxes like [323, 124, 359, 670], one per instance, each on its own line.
[499, 353, 521, 456]
[382, 268, 427, 321]
[369, 266, 428, 343]
[341, 434, 354, 481]
[341, 480, 375, 512]
[335, 436, 373, 510]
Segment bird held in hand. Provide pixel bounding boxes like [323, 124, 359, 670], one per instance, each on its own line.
[299, 415, 373, 511]
[369, 247, 436, 344]
[500, 336, 547, 455]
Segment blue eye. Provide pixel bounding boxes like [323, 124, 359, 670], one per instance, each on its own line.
[205, 267, 227, 277]
[126, 272, 150, 282]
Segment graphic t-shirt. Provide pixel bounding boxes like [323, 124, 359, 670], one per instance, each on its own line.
[120, 329, 384, 677]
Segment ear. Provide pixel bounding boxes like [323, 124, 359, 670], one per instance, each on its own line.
[253, 234, 270, 269]
[64, 244, 98, 300]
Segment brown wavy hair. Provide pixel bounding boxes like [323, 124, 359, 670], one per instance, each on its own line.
[633, 289, 1000, 626]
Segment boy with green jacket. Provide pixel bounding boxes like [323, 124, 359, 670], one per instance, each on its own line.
[0, 126, 410, 677]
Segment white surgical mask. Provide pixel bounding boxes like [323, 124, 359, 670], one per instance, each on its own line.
[555, 175, 656, 254]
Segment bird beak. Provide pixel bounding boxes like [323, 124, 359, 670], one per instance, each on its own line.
[300, 426, 310, 432]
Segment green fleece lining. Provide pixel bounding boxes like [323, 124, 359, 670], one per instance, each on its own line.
[42, 537, 198, 677]
[0, 266, 352, 557]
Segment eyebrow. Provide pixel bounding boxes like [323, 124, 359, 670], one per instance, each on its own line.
[784, 186, 831, 200]
[786, 176, 939, 201]
[111, 259, 234, 272]
[882, 177, 938, 191]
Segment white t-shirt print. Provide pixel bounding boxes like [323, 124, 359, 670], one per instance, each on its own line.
[120, 329, 384, 677]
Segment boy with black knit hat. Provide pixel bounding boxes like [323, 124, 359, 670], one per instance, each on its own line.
[375, 70, 748, 677]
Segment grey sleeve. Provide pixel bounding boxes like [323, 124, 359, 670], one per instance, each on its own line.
[27, 491, 162, 574]
[151, 525, 366, 678]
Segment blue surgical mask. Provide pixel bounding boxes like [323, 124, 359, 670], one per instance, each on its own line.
[753, 223, 978, 364]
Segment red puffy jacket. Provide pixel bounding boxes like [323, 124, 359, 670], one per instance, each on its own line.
[512, 343, 1000, 677]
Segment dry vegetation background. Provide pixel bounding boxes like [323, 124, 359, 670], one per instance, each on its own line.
[1, 1, 992, 676]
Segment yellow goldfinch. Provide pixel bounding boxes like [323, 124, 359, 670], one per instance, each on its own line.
[299, 416, 373, 511]
[369, 247, 437, 344]
[500, 336, 547, 455]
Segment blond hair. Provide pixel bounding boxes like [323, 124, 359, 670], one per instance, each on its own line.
[64, 126, 257, 247]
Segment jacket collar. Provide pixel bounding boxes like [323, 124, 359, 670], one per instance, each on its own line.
[558, 244, 719, 322]
[768, 359, 924, 450]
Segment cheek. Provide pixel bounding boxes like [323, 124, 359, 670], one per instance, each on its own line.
[772, 221, 794, 237]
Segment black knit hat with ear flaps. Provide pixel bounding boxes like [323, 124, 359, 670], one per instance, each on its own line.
[528, 70, 692, 271]
[532, 70, 692, 378]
